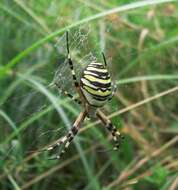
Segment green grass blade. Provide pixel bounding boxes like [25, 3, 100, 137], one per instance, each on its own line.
[0, 0, 176, 77]
[4, 168, 22, 190]
[0, 110, 17, 132]
[118, 74, 178, 85]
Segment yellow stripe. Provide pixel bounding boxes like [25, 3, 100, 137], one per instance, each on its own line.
[83, 86, 111, 96]
[84, 74, 111, 84]
[87, 67, 107, 73]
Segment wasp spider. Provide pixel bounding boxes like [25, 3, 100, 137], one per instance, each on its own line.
[46, 31, 123, 159]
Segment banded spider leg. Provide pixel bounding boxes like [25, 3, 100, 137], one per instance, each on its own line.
[96, 110, 124, 150]
[45, 110, 87, 159]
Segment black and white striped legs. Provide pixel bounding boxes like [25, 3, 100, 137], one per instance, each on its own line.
[55, 82, 81, 105]
[47, 125, 78, 159]
[45, 110, 87, 159]
[96, 110, 124, 151]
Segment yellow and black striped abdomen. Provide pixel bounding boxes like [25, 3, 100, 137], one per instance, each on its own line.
[80, 62, 112, 107]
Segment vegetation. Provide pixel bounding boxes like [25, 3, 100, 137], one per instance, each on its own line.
[0, 0, 178, 189]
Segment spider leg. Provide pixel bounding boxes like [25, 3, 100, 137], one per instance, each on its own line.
[66, 31, 85, 102]
[54, 82, 81, 105]
[63, 91, 81, 104]
[47, 110, 87, 159]
[101, 52, 107, 67]
[47, 125, 78, 159]
[96, 110, 124, 150]
[66, 31, 79, 90]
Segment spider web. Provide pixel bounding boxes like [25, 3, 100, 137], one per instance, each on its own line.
[52, 26, 100, 96]
[1, 25, 117, 158]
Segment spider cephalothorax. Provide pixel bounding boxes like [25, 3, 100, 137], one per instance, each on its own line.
[44, 31, 123, 159]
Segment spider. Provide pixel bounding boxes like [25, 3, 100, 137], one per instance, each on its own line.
[45, 31, 123, 159]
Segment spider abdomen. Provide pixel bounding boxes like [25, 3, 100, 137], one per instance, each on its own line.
[80, 62, 112, 107]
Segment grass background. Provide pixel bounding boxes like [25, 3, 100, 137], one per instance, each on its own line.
[0, 0, 178, 189]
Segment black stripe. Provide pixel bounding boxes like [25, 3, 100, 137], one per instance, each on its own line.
[82, 77, 111, 88]
[67, 93, 73, 98]
[84, 73, 110, 80]
[71, 126, 78, 135]
[106, 123, 113, 131]
[85, 69, 109, 78]
[75, 82, 79, 87]
[81, 80, 98, 90]
[73, 75, 77, 80]
[68, 59, 73, 68]
[92, 95, 109, 101]
[67, 132, 72, 138]
[81, 78, 111, 92]
[68, 136, 74, 142]
[88, 64, 104, 69]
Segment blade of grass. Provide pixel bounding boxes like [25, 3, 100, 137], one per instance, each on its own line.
[117, 74, 178, 85]
[2, 85, 178, 185]
[119, 35, 178, 77]
[3, 75, 178, 145]
[0, 110, 17, 132]
[2, 104, 53, 145]
[13, 0, 50, 33]
[20, 144, 99, 189]
[107, 135, 178, 188]
[22, 77, 100, 189]
[2, 74, 100, 189]
[80, 85, 178, 133]
[3, 74, 178, 146]
[160, 174, 178, 190]
[0, 3, 32, 27]
[0, 0, 176, 77]
[0, 62, 47, 105]
[4, 168, 22, 190]
[84, 160, 111, 190]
